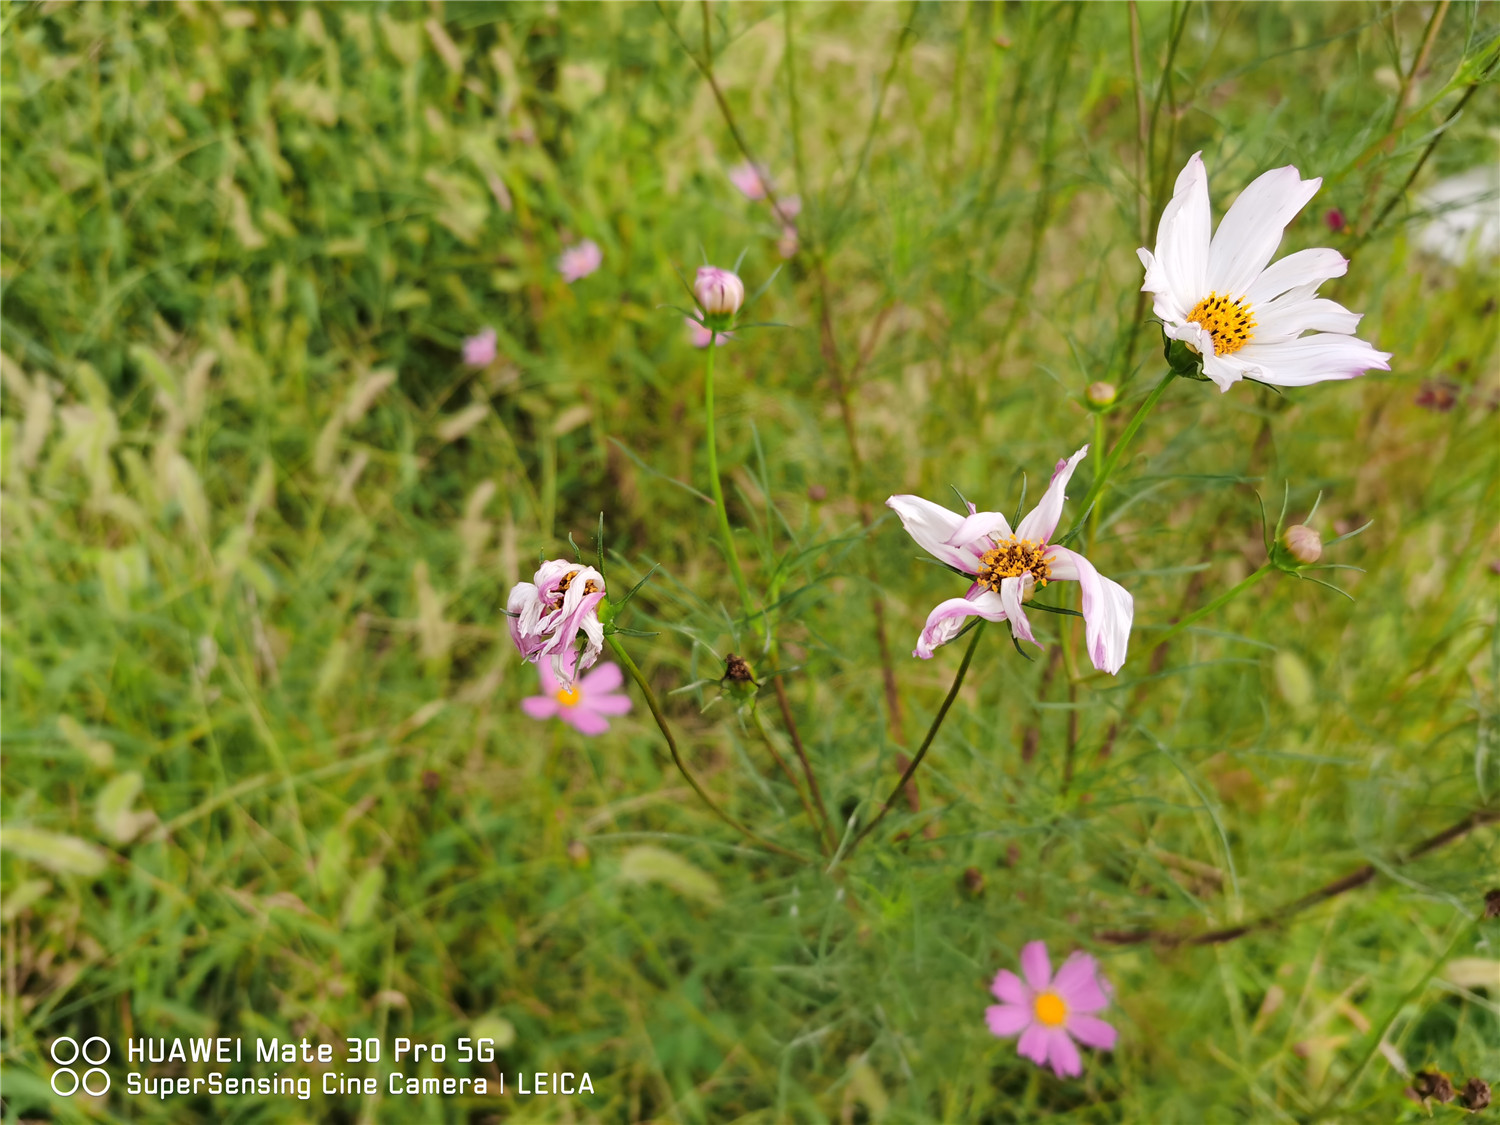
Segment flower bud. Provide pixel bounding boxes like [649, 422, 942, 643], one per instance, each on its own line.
[1281, 524, 1322, 565]
[695, 266, 744, 320]
[1085, 381, 1117, 407]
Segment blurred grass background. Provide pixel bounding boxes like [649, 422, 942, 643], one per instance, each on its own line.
[2, 1, 1498, 1121]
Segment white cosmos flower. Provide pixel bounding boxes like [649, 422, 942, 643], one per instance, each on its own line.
[1139, 152, 1392, 392]
[886, 446, 1133, 675]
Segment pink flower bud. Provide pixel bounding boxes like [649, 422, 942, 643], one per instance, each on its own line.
[1282, 524, 1322, 564]
[1085, 381, 1117, 406]
[1324, 207, 1346, 233]
[694, 266, 744, 318]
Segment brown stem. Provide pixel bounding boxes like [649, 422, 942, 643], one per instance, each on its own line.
[1098, 808, 1499, 947]
[750, 705, 831, 856]
[771, 676, 836, 852]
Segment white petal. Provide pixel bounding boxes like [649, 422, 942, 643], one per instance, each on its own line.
[945, 510, 1013, 550]
[1202, 351, 1251, 392]
[1046, 547, 1133, 675]
[1143, 152, 1211, 320]
[1244, 247, 1347, 306]
[1207, 165, 1322, 297]
[1233, 333, 1392, 387]
[886, 495, 979, 573]
[999, 577, 1037, 647]
[1253, 292, 1362, 343]
[1016, 445, 1088, 545]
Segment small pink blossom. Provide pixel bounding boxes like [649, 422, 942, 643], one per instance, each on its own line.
[462, 327, 497, 367]
[771, 194, 802, 223]
[694, 266, 744, 318]
[728, 161, 770, 201]
[557, 239, 603, 283]
[522, 653, 631, 735]
[986, 940, 1117, 1079]
[777, 225, 799, 260]
[686, 308, 731, 348]
[507, 559, 607, 688]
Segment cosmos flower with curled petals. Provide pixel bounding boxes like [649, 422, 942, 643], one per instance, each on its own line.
[557, 239, 603, 283]
[522, 653, 631, 735]
[507, 559, 607, 688]
[986, 940, 1118, 1079]
[1139, 152, 1391, 392]
[886, 445, 1133, 674]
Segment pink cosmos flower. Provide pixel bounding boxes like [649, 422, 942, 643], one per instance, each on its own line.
[557, 239, 603, 283]
[886, 445, 1133, 674]
[507, 559, 607, 688]
[728, 161, 770, 201]
[986, 941, 1117, 1079]
[686, 308, 731, 348]
[521, 654, 631, 735]
[462, 327, 497, 367]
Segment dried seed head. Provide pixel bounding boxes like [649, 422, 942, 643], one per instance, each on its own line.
[1461, 1077, 1491, 1111]
[723, 654, 755, 683]
[1415, 1071, 1456, 1103]
[1483, 888, 1500, 919]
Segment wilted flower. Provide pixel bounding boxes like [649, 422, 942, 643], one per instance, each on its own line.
[507, 559, 607, 688]
[695, 266, 744, 320]
[1139, 152, 1391, 392]
[521, 653, 630, 734]
[462, 327, 497, 367]
[557, 239, 603, 283]
[1281, 524, 1322, 564]
[686, 308, 731, 348]
[886, 445, 1134, 674]
[986, 940, 1117, 1079]
[728, 161, 770, 201]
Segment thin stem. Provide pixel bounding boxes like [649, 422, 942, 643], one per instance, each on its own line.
[1063, 370, 1176, 543]
[605, 634, 808, 863]
[1148, 562, 1273, 656]
[751, 706, 832, 856]
[772, 676, 836, 851]
[847, 624, 986, 855]
[1087, 409, 1106, 552]
[703, 339, 759, 638]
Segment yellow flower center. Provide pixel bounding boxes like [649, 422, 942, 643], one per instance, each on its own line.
[1186, 292, 1256, 356]
[555, 685, 582, 707]
[1033, 991, 1068, 1028]
[976, 537, 1050, 593]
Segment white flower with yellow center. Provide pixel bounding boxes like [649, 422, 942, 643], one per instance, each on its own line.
[1139, 152, 1392, 392]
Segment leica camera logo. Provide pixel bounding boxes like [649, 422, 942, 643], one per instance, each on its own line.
[51, 1036, 111, 1096]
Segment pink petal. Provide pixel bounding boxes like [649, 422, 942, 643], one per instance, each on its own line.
[579, 662, 623, 694]
[1015, 445, 1089, 545]
[536, 658, 562, 694]
[582, 692, 632, 716]
[1000, 576, 1037, 647]
[1019, 940, 1053, 991]
[1053, 952, 1111, 1014]
[985, 1004, 1033, 1038]
[1016, 1022, 1051, 1068]
[913, 590, 1007, 659]
[1046, 1028, 1083, 1078]
[991, 969, 1029, 1006]
[944, 509, 1013, 549]
[1066, 1014, 1117, 1051]
[1044, 547, 1133, 675]
[521, 696, 560, 721]
[885, 494, 980, 573]
[562, 707, 610, 736]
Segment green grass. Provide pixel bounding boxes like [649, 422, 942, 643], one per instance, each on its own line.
[3, 2, 1498, 1122]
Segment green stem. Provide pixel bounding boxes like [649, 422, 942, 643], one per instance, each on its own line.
[752, 707, 834, 855]
[605, 634, 808, 863]
[845, 624, 986, 857]
[1087, 408, 1106, 551]
[1149, 563, 1273, 655]
[703, 341, 761, 640]
[1063, 370, 1175, 544]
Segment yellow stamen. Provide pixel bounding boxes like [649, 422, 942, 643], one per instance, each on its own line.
[1186, 291, 1256, 356]
[977, 537, 1050, 594]
[555, 685, 582, 707]
[1033, 991, 1068, 1028]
